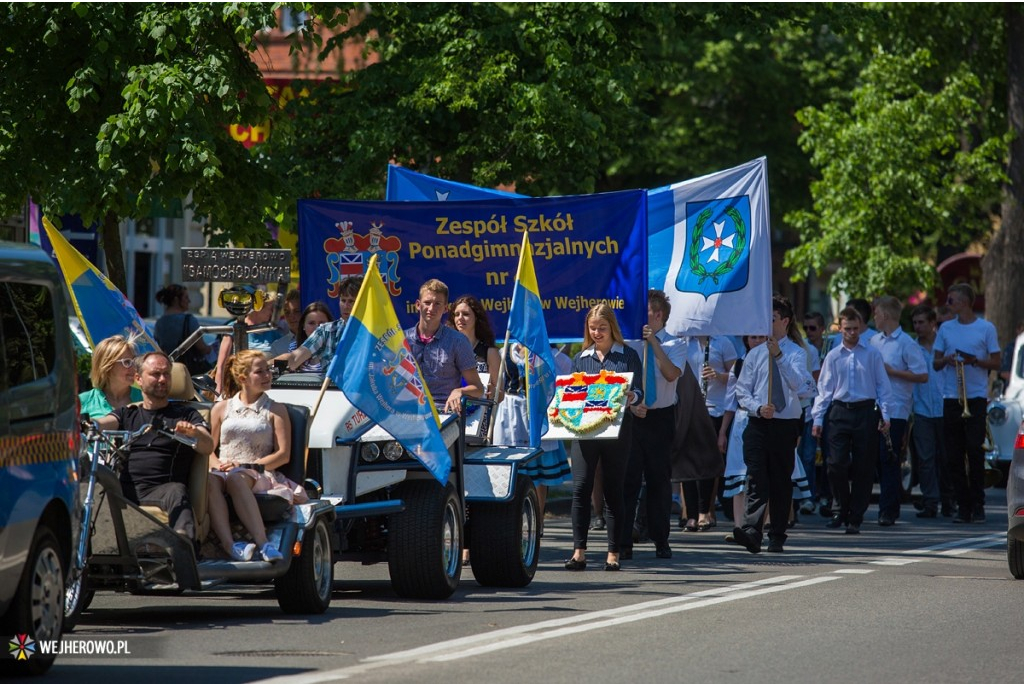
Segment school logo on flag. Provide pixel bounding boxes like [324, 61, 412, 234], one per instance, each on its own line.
[675, 195, 751, 300]
[379, 340, 428, 406]
[324, 221, 403, 297]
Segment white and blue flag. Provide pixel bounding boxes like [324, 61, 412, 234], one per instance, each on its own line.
[651, 157, 773, 337]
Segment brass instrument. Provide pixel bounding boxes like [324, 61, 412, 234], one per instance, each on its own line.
[955, 356, 971, 418]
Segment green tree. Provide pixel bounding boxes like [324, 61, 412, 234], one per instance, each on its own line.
[0, 2, 290, 291]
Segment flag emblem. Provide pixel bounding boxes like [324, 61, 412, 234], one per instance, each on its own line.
[549, 370, 629, 434]
[379, 340, 428, 406]
[675, 195, 751, 300]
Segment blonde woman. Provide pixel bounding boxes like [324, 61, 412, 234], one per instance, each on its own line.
[78, 335, 143, 418]
[565, 304, 644, 572]
[208, 350, 292, 562]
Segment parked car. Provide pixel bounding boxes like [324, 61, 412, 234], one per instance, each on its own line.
[985, 330, 1024, 486]
[1007, 421, 1024, 579]
[0, 241, 81, 676]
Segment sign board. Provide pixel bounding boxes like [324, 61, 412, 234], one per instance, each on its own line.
[180, 248, 291, 283]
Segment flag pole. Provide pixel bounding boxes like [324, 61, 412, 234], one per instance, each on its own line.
[642, 339, 649, 402]
[489, 232, 531, 444]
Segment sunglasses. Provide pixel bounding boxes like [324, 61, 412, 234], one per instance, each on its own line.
[115, 358, 135, 369]
[804, 325, 819, 332]
[946, 297, 957, 305]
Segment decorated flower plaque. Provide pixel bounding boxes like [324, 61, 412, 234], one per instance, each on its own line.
[548, 370, 632, 437]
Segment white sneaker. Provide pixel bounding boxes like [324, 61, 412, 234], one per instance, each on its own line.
[232, 541, 256, 561]
[261, 542, 283, 562]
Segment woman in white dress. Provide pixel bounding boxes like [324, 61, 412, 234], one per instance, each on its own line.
[208, 350, 292, 562]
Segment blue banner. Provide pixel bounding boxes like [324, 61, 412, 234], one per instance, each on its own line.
[387, 164, 526, 202]
[298, 193, 648, 340]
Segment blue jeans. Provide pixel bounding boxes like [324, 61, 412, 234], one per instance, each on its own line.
[911, 414, 943, 511]
[877, 417, 907, 520]
[797, 417, 817, 499]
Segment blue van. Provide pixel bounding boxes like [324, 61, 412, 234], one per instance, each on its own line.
[0, 241, 80, 675]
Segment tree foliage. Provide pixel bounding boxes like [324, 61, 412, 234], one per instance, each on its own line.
[0, 2, 290, 288]
[785, 48, 1009, 298]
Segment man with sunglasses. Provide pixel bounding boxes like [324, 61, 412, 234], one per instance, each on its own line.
[932, 284, 1000, 523]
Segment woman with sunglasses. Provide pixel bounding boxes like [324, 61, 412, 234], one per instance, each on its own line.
[79, 335, 143, 419]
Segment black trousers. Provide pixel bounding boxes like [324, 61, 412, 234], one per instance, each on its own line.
[136, 481, 196, 540]
[620, 406, 674, 550]
[739, 416, 801, 544]
[943, 397, 988, 515]
[826, 402, 878, 526]
[571, 417, 632, 553]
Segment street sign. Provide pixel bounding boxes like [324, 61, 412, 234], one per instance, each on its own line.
[181, 248, 291, 283]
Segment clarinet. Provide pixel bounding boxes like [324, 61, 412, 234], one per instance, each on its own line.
[701, 338, 712, 409]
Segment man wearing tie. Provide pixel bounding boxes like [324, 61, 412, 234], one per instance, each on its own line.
[729, 296, 814, 554]
[812, 307, 894, 535]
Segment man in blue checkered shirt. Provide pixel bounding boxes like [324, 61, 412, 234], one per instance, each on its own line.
[280, 276, 362, 372]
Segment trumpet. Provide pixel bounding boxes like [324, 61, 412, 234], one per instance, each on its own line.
[955, 356, 971, 418]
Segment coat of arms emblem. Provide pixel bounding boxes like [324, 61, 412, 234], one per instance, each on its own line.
[548, 370, 630, 434]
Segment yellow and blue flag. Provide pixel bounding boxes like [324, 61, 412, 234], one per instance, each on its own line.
[327, 254, 450, 483]
[507, 233, 557, 447]
[42, 217, 157, 353]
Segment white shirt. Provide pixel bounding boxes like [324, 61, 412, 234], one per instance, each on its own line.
[645, 329, 687, 410]
[684, 336, 738, 417]
[913, 339, 944, 418]
[870, 327, 929, 421]
[812, 341, 894, 427]
[933, 317, 1000, 399]
[735, 338, 814, 421]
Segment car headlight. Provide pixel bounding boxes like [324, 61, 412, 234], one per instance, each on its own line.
[988, 403, 1008, 427]
[361, 443, 381, 463]
[383, 441, 405, 461]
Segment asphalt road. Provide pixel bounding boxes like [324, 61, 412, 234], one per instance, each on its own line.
[35, 489, 1018, 684]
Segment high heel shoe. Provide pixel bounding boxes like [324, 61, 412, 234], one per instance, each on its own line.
[564, 557, 587, 571]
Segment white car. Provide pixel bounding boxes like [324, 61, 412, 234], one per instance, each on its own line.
[986, 330, 1024, 486]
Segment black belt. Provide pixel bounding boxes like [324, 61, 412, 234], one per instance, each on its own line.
[833, 399, 875, 410]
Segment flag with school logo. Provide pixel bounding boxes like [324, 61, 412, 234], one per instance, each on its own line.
[506, 233, 557, 447]
[386, 164, 526, 201]
[327, 255, 450, 483]
[653, 158, 772, 337]
[42, 216, 157, 352]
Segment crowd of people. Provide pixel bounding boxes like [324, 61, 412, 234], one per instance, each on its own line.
[82, 278, 1005, 567]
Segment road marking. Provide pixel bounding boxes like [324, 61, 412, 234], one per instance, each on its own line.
[256, 574, 840, 683]
[867, 533, 1006, 567]
[834, 568, 874, 574]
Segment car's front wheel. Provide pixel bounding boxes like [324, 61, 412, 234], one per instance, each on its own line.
[3, 525, 65, 675]
[388, 480, 463, 599]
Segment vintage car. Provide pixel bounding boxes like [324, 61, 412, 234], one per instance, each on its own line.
[985, 330, 1024, 486]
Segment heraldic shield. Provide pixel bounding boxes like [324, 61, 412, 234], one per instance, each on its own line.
[548, 370, 631, 437]
[674, 195, 752, 300]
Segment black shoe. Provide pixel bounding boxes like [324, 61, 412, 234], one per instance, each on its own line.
[767, 540, 785, 553]
[655, 545, 672, 559]
[952, 513, 973, 524]
[727, 527, 761, 554]
[677, 515, 686, 530]
[619, 548, 633, 561]
[590, 516, 606, 531]
[564, 557, 587, 571]
[819, 502, 832, 518]
[845, 523, 861, 535]
[604, 561, 620, 572]
[825, 515, 846, 529]
[973, 508, 986, 524]
[916, 509, 938, 519]
[878, 514, 895, 527]
[941, 502, 955, 517]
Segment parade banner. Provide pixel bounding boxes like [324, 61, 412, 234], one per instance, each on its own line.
[386, 164, 526, 202]
[297, 192, 648, 340]
[652, 158, 773, 337]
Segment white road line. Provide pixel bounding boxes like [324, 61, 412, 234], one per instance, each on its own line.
[834, 568, 875, 574]
[256, 575, 838, 684]
[865, 533, 1006, 567]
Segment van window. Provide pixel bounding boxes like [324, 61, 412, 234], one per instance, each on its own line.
[0, 281, 56, 389]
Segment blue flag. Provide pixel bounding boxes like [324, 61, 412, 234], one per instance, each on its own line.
[386, 164, 526, 201]
[506, 233, 557, 447]
[327, 255, 451, 483]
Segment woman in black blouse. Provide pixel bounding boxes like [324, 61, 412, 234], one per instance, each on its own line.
[565, 304, 644, 572]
